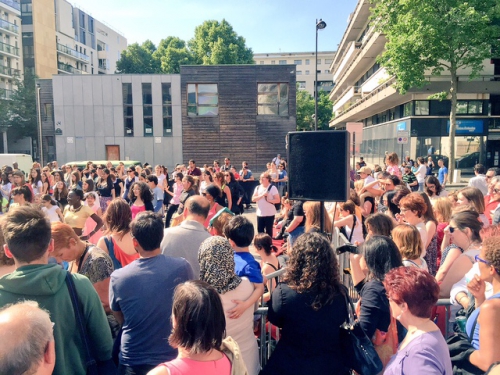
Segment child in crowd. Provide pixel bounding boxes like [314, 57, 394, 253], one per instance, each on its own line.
[223, 215, 265, 318]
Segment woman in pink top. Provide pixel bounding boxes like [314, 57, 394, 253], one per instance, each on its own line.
[203, 184, 222, 228]
[386, 152, 402, 178]
[148, 280, 247, 375]
[128, 181, 154, 219]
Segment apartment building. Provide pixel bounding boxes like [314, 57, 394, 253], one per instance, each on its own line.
[254, 51, 335, 96]
[0, 0, 22, 98]
[329, 0, 500, 168]
[20, 0, 127, 78]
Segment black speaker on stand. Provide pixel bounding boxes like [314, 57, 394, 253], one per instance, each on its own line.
[287, 131, 350, 233]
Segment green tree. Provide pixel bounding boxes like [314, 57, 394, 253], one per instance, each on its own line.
[188, 19, 254, 65]
[6, 72, 37, 143]
[116, 40, 161, 74]
[154, 37, 194, 74]
[371, 0, 500, 178]
[296, 88, 333, 131]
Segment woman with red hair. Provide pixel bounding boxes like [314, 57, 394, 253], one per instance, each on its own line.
[384, 267, 452, 374]
[398, 193, 428, 254]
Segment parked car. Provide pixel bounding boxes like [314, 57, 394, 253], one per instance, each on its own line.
[455, 152, 480, 174]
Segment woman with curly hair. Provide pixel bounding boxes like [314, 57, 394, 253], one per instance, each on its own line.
[128, 181, 154, 219]
[260, 233, 350, 375]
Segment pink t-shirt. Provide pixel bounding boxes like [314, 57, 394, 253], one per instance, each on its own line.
[386, 164, 401, 178]
[158, 355, 231, 375]
[131, 204, 146, 219]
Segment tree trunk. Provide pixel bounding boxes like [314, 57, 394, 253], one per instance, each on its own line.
[448, 68, 458, 184]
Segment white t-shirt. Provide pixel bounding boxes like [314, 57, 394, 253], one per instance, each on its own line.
[42, 205, 60, 222]
[32, 180, 43, 195]
[416, 164, 427, 183]
[255, 184, 279, 217]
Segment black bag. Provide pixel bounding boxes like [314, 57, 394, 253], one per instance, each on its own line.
[339, 288, 383, 375]
[446, 310, 483, 375]
[339, 215, 357, 244]
[65, 272, 116, 375]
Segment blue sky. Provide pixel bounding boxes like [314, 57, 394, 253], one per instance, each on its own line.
[74, 0, 358, 53]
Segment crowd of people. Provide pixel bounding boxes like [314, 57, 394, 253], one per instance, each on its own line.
[1, 152, 500, 375]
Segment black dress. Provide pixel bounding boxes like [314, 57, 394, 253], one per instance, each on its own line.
[261, 283, 350, 375]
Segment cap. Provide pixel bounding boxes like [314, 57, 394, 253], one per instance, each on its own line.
[357, 166, 372, 175]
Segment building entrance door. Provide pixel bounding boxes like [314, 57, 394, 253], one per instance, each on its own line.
[485, 139, 500, 168]
[106, 145, 120, 160]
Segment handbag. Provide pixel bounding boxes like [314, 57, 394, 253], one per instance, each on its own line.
[446, 310, 482, 375]
[65, 272, 116, 375]
[339, 215, 356, 244]
[339, 288, 383, 375]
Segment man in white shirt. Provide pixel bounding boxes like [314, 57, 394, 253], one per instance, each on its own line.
[415, 157, 428, 191]
[468, 164, 488, 196]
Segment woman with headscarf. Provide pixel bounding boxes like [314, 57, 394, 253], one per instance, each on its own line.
[199, 236, 260, 375]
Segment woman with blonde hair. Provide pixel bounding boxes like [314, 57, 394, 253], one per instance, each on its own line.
[385, 152, 401, 178]
[457, 187, 489, 228]
[433, 197, 453, 261]
[303, 201, 332, 234]
[392, 224, 428, 271]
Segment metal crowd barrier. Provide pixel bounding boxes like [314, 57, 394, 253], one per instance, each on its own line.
[254, 230, 455, 368]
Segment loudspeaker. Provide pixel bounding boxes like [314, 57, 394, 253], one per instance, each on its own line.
[287, 131, 350, 201]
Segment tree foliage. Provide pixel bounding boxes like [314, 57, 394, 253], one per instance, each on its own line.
[296, 89, 333, 131]
[189, 19, 254, 65]
[371, 0, 500, 178]
[115, 19, 254, 74]
[1, 73, 38, 143]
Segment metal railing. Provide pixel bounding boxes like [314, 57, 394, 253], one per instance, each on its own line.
[56, 43, 90, 62]
[0, 41, 19, 56]
[57, 62, 83, 74]
[0, 0, 20, 11]
[0, 88, 13, 100]
[0, 65, 20, 77]
[0, 18, 19, 33]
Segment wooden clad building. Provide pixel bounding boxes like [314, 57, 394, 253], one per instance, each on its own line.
[181, 65, 297, 171]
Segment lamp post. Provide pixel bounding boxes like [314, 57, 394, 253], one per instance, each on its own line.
[314, 18, 327, 131]
[36, 83, 43, 165]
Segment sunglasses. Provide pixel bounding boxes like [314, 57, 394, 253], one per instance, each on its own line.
[475, 255, 500, 274]
[449, 226, 458, 233]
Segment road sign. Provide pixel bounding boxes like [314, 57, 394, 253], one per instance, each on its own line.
[397, 130, 409, 144]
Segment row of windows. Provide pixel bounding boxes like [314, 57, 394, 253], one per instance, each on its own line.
[259, 58, 333, 65]
[297, 70, 329, 75]
[121, 82, 290, 136]
[368, 100, 487, 126]
[122, 83, 173, 137]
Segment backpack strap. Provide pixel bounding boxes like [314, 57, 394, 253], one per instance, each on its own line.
[104, 236, 122, 270]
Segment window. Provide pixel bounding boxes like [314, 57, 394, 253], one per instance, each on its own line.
[260, 61, 264, 64]
[257, 83, 289, 116]
[457, 100, 484, 114]
[305, 70, 310, 75]
[271, 60, 275, 65]
[43, 103, 53, 122]
[142, 83, 153, 136]
[317, 59, 321, 64]
[122, 83, 133, 136]
[294, 60, 302, 65]
[80, 30, 86, 44]
[415, 101, 429, 115]
[162, 83, 172, 135]
[325, 59, 333, 65]
[187, 84, 218, 116]
[324, 70, 329, 74]
[279, 60, 287, 65]
[80, 12, 85, 28]
[297, 81, 306, 90]
[296, 71, 302, 75]
[88, 17, 94, 33]
[305, 59, 310, 65]
[403, 102, 413, 117]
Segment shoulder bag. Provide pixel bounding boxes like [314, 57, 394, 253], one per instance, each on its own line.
[339, 288, 383, 375]
[65, 272, 116, 375]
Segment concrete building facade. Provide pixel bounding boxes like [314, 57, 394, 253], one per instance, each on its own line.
[254, 51, 335, 96]
[21, 0, 126, 78]
[0, 0, 22, 98]
[329, 0, 500, 168]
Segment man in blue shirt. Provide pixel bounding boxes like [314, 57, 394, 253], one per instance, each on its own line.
[110, 212, 193, 375]
[275, 164, 288, 197]
[438, 159, 448, 187]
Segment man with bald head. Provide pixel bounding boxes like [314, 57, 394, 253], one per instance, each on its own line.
[160, 195, 211, 278]
[0, 301, 55, 375]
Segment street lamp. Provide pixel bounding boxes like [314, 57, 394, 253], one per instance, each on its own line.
[36, 83, 43, 165]
[315, 18, 327, 131]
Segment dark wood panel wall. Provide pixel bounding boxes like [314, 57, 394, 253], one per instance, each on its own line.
[181, 65, 296, 172]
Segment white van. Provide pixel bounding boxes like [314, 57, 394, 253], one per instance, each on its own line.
[0, 154, 34, 178]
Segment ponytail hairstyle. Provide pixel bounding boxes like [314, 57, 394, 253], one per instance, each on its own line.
[254, 233, 278, 256]
[41, 194, 58, 206]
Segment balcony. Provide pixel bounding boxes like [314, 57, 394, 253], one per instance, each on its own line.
[0, 41, 19, 57]
[333, 86, 361, 113]
[56, 43, 90, 63]
[57, 62, 84, 74]
[0, 0, 20, 11]
[0, 65, 20, 78]
[0, 18, 18, 34]
[0, 88, 14, 100]
[332, 41, 362, 83]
